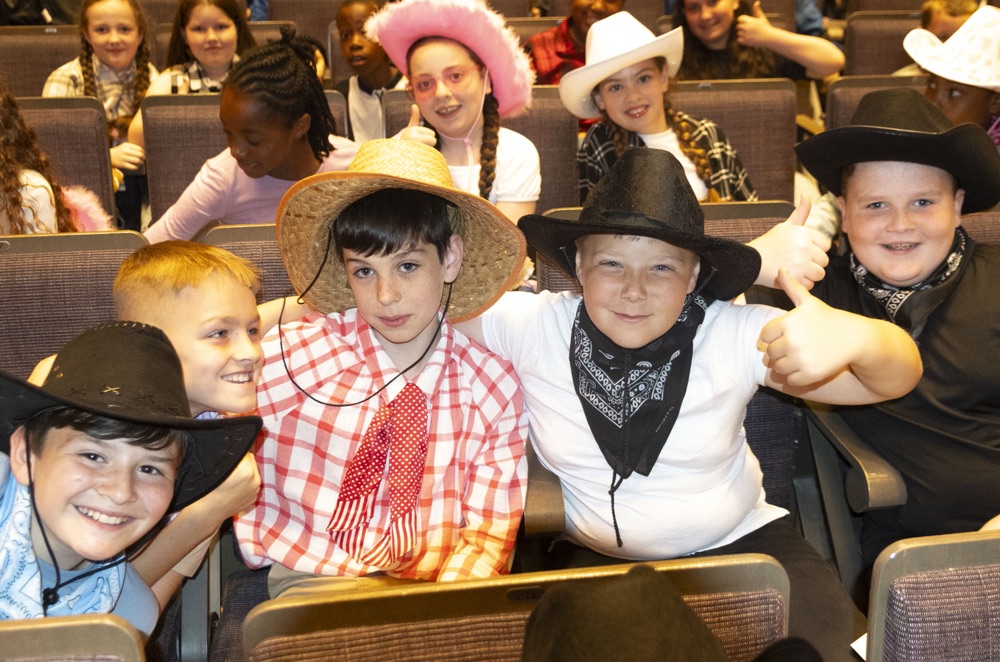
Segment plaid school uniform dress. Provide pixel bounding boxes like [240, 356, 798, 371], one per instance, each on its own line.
[235, 309, 527, 581]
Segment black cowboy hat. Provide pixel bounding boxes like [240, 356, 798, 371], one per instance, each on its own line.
[796, 87, 1000, 214]
[0, 322, 262, 510]
[518, 148, 761, 301]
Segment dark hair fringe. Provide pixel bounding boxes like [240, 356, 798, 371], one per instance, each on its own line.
[333, 188, 455, 262]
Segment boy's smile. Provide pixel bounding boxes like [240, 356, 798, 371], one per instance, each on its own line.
[11, 427, 179, 570]
[575, 234, 700, 349]
[344, 236, 463, 371]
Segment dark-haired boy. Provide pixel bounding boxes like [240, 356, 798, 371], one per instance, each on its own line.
[234, 139, 528, 598]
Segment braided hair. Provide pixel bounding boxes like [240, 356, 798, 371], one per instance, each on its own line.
[406, 37, 500, 202]
[78, 0, 152, 140]
[0, 80, 74, 234]
[223, 26, 336, 161]
[673, 0, 775, 81]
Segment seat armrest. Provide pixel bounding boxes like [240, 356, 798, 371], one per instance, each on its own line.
[804, 402, 907, 512]
[522, 443, 566, 536]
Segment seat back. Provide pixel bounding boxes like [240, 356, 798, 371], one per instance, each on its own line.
[18, 96, 117, 218]
[0, 231, 147, 379]
[245, 555, 789, 662]
[0, 613, 144, 662]
[670, 79, 797, 202]
[0, 25, 81, 97]
[825, 74, 928, 130]
[269, 0, 339, 55]
[382, 86, 580, 214]
[845, 0, 921, 15]
[202, 223, 293, 302]
[142, 92, 348, 220]
[961, 205, 1000, 244]
[843, 11, 921, 76]
[150, 21, 295, 70]
[868, 530, 1000, 662]
[140, 0, 184, 28]
[506, 16, 564, 43]
[488, 0, 532, 16]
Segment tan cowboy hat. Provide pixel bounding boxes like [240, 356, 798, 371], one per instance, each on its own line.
[276, 139, 526, 322]
[559, 12, 684, 120]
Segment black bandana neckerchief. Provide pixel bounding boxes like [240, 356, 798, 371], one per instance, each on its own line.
[570, 286, 714, 546]
[849, 227, 971, 339]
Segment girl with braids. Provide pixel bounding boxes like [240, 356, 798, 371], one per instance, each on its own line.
[365, 0, 540, 224]
[144, 28, 357, 243]
[560, 13, 756, 204]
[127, 0, 257, 148]
[674, 0, 843, 81]
[43, 0, 155, 178]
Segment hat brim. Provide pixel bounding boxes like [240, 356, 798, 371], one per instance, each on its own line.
[0, 372, 261, 511]
[518, 210, 761, 302]
[277, 171, 526, 323]
[559, 27, 683, 120]
[795, 124, 1000, 214]
[365, 0, 534, 118]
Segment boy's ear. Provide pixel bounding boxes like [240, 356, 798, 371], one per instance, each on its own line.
[952, 188, 965, 223]
[990, 93, 1000, 116]
[686, 259, 702, 294]
[836, 195, 849, 234]
[443, 234, 464, 284]
[9, 427, 33, 487]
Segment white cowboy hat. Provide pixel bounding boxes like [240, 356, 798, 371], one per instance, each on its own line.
[558, 12, 683, 120]
[903, 5, 1000, 92]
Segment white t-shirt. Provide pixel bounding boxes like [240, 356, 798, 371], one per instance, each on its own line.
[447, 127, 540, 205]
[479, 290, 787, 560]
[638, 129, 709, 201]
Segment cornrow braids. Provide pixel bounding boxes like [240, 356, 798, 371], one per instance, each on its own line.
[663, 99, 712, 184]
[477, 92, 500, 201]
[224, 27, 336, 161]
[0, 82, 74, 233]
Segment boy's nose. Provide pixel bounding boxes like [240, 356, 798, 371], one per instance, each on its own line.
[621, 272, 647, 301]
[377, 276, 401, 304]
[98, 468, 137, 505]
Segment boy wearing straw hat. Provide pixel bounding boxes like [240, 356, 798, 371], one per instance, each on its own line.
[786, 87, 1000, 568]
[233, 139, 528, 599]
[0, 322, 261, 635]
[459, 148, 922, 659]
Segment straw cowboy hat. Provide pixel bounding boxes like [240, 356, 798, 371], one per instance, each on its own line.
[518, 147, 761, 301]
[0, 322, 262, 510]
[796, 87, 1000, 213]
[277, 139, 526, 322]
[364, 0, 534, 118]
[559, 12, 684, 119]
[904, 5, 1000, 93]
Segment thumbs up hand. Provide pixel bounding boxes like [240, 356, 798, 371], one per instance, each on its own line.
[748, 196, 830, 291]
[758, 268, 856, 386]
[393, 104, 437, 146]
[736, 1, 774, 47]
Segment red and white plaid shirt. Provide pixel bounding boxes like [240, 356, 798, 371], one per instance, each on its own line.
[234, 310, 527, 582]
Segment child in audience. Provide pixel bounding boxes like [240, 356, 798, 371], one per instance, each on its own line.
[127, 0, 257, 147]
[332, 0, 405, 142]
[234, 138, 528, 601]
[920, 0, 978, 40]
[673, 0, 843, 80]
[0, 322, 261, 635]
[904, 4, 1000, 149]
[365, 0, 541, 224]
[458, 147, 922, 660]
[560, 12, 756, 203]
[144, 29, 358, 243]
[1, 80, 74, 234]
[43, 0, 157, 230]
[29, 241, 268, 609]
[785, 87, 1000, 569]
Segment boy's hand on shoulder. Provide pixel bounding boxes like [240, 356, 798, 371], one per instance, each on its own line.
[758, 268, 860, 386]
[190, 453, 261, 521]
[749, 196, 830, 290]
[393, 104, 437, 146]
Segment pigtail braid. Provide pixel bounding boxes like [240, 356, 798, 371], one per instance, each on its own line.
[664, 99, 712, 183]
[477, 92, 500, 201]
[80, 39, 98, 100]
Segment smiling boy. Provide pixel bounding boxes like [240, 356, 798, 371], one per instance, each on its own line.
[234, 139, 527, 600]
[789, 87, 1000, 567]
[0, 322, 260, 636]
[458, 147, 922, 659]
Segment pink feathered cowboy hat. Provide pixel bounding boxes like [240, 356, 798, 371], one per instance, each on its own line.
[364, 0, 534, 118]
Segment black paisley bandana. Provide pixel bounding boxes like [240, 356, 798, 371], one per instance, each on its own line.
[850, 227, 971, 338]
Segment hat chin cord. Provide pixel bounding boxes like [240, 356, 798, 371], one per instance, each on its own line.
[277, 226, 455, 409]
[435, 73, 489, 195]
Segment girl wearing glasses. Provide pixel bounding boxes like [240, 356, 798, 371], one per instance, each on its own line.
[366, 0, 540, 224]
